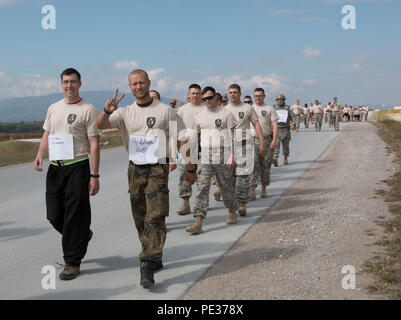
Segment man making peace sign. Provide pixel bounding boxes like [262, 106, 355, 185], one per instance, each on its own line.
[96, 69, 192, 289]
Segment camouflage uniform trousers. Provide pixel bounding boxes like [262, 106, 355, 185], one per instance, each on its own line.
[273, 127, 291, 158]
[178, 163, 192, 198]
[314, 113, 323, 131]
[250, 136, 273, 187]
[327, 112, 333, 127]
[294, 114, 301, 130]
[231, 141, 255, 204]
[304, 113, 309, 127]
[193, 152, 237, 218]
[128, 162, 169, 263]
[332, 112, 340, 130]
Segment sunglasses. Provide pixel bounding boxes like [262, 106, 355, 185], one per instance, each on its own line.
[244, 101, 252, 104]
[202, 94, 216, 102]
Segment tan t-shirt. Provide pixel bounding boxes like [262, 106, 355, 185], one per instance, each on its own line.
[331, 102, 342, 113]
[108, 99, 185, 163]
[43, 98, 100, 158]
[312, 104, 323, 114]
[195, 106, 237, 149]
[176, 102, 205, 130]
[252, 104, 279, 136]
[226, 102, 259, 130]
[291, 104, 303, 115]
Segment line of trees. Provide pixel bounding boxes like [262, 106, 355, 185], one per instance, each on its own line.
[0, 121, 44, 133]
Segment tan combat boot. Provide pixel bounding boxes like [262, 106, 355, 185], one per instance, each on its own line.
[283, 157, 288, 165]
[248, 185, 256, 200]
[237, 202, 247, 217]
[261, 185, 267, 198]
[177, 197, 191, 215]
[211, 175, 216, 185]
[214, 188, 221, 201]
[185, 216, 203, 234]
[273, 157, 278, 167]
[226, 210, 237, 224]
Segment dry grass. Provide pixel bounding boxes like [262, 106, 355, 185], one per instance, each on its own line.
[0, 129, 123, 167]
[363, 114, 401, 299]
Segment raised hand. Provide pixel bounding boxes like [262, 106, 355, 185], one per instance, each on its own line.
[105, 89, 125, 114]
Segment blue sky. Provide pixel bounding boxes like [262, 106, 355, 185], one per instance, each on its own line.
[0, 0, 400, 106]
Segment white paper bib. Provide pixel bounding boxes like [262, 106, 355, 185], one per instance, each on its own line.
[276, 109, 288, 123]
[48, 134, 74, 161]
[129, 135, 159, 164]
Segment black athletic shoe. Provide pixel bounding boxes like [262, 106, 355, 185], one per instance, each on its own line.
[140, 262, 155, 289]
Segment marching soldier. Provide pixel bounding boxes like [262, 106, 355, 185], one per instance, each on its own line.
[176, 84, 204, 215]
[291, 99, 303, 132]
[303, 103, 309, 128]
[273, 94, 294, 166]
[225, 84, 266, 216]
[96, 69, 195, 289]
[312, 99, 323, 131]
[248, 88, 278, 200]
[185, 86, 238, 234]
[331, 97, 342, 131]
[34, 68, 100, 281]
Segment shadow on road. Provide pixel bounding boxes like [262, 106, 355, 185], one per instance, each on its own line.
[0, 224, 49, 242]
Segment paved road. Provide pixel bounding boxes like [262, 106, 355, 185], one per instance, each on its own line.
[0, 122, 346, 300]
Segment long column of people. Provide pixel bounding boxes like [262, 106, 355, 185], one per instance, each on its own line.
[36, 67, 371, 289]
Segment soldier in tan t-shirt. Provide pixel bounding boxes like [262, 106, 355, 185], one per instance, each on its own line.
[34, 68, 100, 281]
[175, 84, 205, 215]
[248, 87, 279, 200]
[185, 86, 238, 234]
[291, 99, 303, 131]
[96, 69, 194, 289]
[222, 84, 266, 217]
[312, 99, 324, 131]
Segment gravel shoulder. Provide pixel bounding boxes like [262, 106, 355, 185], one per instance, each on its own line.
[181, 122, 395, 300]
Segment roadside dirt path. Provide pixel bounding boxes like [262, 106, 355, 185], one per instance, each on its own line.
[181, 122, 395, 300]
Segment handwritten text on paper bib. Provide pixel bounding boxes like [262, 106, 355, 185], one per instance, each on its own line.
[48, 134, 74, 161]
[129, 135, 159, 164]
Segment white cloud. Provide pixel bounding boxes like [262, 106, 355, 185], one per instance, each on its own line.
[175, 73, 288, 97]
[113, 60, 139, 71]
[340, 64, 360, 72]
[173, 81, 188, 92]
[148, 68, 164, 80]
[154, 76, 170, 93]
[302, 46, 321, 59]
[0, 72, 59, 98]
[302, 79, 316, 85]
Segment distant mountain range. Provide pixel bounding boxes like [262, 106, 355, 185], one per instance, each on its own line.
[0, 91, 173, 122]
[0, 91, 392, 122]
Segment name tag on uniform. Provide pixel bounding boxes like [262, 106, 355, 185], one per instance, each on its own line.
[129, 135, 159, 164]
[48, 134, 74, 161]
[276, 110, 288, 123]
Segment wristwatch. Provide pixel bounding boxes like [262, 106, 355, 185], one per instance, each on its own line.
[90, 174, 100, 178]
